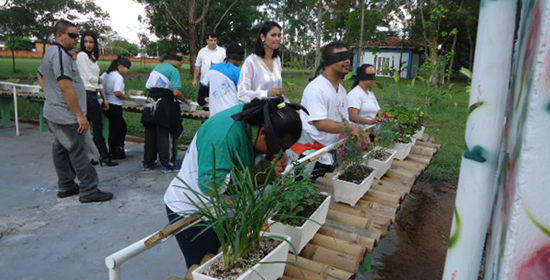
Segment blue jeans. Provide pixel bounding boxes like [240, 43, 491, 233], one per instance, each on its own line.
[45, 119, 100, 196]
[166, 206, 220, 269]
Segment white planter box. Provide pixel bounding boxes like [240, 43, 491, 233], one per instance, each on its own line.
[392, 141, 414, 161]
[180, 101, 199, 112]
[413, 126, 425, 141]
[193, 232, 290, 280]
[364, 148, 397, 179]
[21, 86, 40, 93]
[0, 83, 11, 90]
[132, 96, 147, 106]
[333, 164, 377, 207]
[269, 193, 331, 253]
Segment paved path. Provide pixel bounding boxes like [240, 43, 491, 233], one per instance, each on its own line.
[0, 123, 186, 280]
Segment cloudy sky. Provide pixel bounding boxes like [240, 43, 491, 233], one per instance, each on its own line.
[93, 0, 157, 44]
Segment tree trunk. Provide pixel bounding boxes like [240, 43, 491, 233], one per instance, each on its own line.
[188, 0, 199, 75]
[447, 31, 458, 84]
[314, 2, 324, 71]
[11, 48, 17, 72]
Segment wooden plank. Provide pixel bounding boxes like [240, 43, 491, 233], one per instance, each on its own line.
[371, 180, 408, 199]
[410, 145, 437, 157]
[300, 244, 362, 274]
[385, 169, 416, 186]
[285, 253, 353, 280]
[391, 159, 426, 174]
[365, 188, 402, 204]
[323, 221, 381, 242]
[360, 195, 400, 209]
[406, 154, 432, 165]
[373, 178, 411, 194]
[184, 264, 199, 280]
[311, 234, 367, 258]
[415, 140, 441, 149]
[329, 203, 393, 227]
[355, 199, 398, 213]
[318, 227, 376, 252]
[328, 209, 390, 235]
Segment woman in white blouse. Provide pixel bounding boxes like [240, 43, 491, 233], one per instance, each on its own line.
[237, 21, 285, 103]
[76, 31, 117, 167]
[346, 64, 384, 131]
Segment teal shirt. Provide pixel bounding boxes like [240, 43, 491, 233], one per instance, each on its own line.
[196, 104, 258, 192]
[146, 62, 182, 90]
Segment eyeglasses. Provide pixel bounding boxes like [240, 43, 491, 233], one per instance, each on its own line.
[67, 32, 80, 39]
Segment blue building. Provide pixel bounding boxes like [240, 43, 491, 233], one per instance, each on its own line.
[352, 37, 425, 79]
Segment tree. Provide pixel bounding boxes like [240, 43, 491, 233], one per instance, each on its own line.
[3, 0, 110, 55]
[108, 40, 139, 56]
[0, 5, 36, 72]
[138, 0, 267, 71]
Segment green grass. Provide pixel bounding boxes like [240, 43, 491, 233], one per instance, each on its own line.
[1, 57, 467, 182]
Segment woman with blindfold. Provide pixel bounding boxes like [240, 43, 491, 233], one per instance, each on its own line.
[101, 56, 132, 160]
[237, 21, 285, 103]
[346, 64, 384, 131]
[164, 96, 307, 269]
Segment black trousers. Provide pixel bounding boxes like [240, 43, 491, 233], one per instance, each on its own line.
[103, 104, 127, 155]
[85, 91, 109, 158]
[166, 206, 220, 269]
[143, 124, 175, 167]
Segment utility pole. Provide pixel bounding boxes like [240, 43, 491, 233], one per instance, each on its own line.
[359, 0, 365, 67]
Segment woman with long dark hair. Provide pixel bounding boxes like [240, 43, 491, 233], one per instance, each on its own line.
[164, 96, 307, 269]
[101, 56, 132, 159]
[346, 64, 384, 130]
[237, 21, 285, 103]
[76, 31, 117, 166]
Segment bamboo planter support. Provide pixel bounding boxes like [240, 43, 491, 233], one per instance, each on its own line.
[364, 148, 397, 179]
[269, 193, 332, 253]
[192, 232, 290, 280]
[332, 165, 377, 207]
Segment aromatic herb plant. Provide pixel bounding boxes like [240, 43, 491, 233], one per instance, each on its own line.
[177, 152, 298, 270]
[272, 176, 324, 227]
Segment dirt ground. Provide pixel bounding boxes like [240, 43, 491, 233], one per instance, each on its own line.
[369, 178, 457, 280]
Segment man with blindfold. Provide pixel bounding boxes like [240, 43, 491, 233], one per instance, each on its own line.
[197, 43, 245, 116]
[141, 49, 193, 173]
[290, 41, 364, 180]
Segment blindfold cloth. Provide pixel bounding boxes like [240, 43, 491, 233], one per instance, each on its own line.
[226, 53, 244, 61]
[323, 51, 350, 67]
[232, 99, 309, 153]
[165, 54, 183, 61]
[356, 73, 376, 81]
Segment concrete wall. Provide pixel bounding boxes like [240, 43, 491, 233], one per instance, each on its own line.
[355, 48, 422, 79]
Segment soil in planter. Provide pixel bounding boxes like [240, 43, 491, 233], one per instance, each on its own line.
[338, 165, 374, 185]
[203, 238, 282, 280]
[272, 193, 327, 227]
[371, 150, 392, 161]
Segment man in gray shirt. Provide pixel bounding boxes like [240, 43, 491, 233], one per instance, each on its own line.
[38, 20, 112, 203]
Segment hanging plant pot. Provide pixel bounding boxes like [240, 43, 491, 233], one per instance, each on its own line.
[392, 141, 414, 161]
[192, 232, 290, 280]
[269, 193, 331, 253]
[332, 164, 377, 207]
[413, 126, 425, 141]
[364, 148, 397, 179]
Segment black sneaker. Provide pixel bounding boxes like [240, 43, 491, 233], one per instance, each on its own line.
[57, 187, 79, 198]
[79, 190, 114, 203]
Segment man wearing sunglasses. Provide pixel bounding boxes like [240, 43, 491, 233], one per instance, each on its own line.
[37, 19, 113, 203]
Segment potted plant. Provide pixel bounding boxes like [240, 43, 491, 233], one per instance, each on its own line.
[269, 172, 331, 253]
[333, 133, 377, 207]
[383, 105, 416, 160]
[412, 107, 426, 140]
[179, 156, 297, 280]
[364, 147, 397, 179]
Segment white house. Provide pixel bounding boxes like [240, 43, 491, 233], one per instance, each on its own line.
[352, 37, 425, 79]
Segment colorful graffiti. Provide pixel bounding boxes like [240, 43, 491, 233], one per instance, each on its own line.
[444, 0, 550, 279]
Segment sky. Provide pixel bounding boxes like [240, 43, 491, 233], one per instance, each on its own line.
[93, 0, 157, 44]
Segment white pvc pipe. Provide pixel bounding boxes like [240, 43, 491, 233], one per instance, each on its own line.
[12, 85, 18, 136]
[283, 138, 347, 175]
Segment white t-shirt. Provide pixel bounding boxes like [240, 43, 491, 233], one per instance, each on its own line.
[76, 52, 101, 90]
[195, 46, 226, 80]
[237, 54, 282, 103]
[101, 71, 126, 106]
[201, 65, 240, 117]
[346, 86, 381, 130]
[300, 75, 348, 165]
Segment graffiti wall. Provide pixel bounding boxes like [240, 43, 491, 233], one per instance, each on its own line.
[444, 0, 550, 279]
